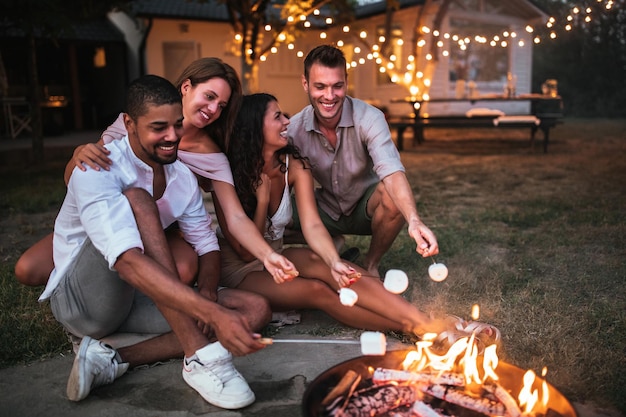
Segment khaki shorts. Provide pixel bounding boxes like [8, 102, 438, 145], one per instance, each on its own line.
[219, 237, 284, 288]
[291, 183, 376, 236]
[49, 239, 171, 339]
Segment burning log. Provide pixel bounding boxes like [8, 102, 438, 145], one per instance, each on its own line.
[321, 370, 361, 407]
[373, 368, 465, 387]
[324, 384, 417, 417]
[483, 383, 522, 417]
[421, 384, 506, 416]
[411, 400, 443, 417]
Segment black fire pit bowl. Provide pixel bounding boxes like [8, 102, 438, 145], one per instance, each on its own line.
[302, 349, 578, 417]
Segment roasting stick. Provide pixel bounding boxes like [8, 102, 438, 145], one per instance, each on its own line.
[259, 331, 388, 355]
[258, 338, 360, 345]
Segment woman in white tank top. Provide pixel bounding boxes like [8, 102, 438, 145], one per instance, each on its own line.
[219, 93, 445, 338]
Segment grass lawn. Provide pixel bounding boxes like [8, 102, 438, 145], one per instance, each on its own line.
[1, 118, 625, 414]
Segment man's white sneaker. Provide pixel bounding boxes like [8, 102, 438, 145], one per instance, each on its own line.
[182, 342, 255, 409]
[66, 336, 129, 401]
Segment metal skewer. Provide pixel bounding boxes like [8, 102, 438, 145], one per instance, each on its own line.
[259, 338, 360, 345]
[259, 332, 388, 355]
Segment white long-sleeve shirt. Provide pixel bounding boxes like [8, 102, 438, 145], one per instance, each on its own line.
[39, 135, 218, 301]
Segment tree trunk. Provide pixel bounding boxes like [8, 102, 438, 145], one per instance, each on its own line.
[240, 57, 259, 94]
[0, 49, 8, 97]
[27, 34, 44, 164]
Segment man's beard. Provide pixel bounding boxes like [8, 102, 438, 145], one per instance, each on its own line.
[141, 142, 178, 165]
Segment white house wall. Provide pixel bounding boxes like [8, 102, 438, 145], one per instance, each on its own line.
[110, 1, 542, 118]
[111, 17, 308, 116]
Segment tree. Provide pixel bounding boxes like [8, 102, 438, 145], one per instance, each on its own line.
[0, 0, 132, 163]
[357, 0, 452, 100]
[532, 0, 626, 117]
[215, 0, 355, 93]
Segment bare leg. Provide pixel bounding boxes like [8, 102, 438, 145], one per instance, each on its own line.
[218, 289, 272, 333]
[286, 247, 433, 334]
[363, 183, 406, 277]
[120, 188, 214, 357]
[237, 246, 433, 335]
[14, 229, 196, 289]
[121, 188, 271, 359]
[116, 289, 270, 368]
[238, 269, 404, 331]
[165, 230, 198, 285]
[14, 233, 54, 286]
[117, 333, 183, 368]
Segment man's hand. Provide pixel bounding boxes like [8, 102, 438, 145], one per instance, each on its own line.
[408, 220, 439, 257]
[210, 306, 266, 356]
[263, 251, 298, 284]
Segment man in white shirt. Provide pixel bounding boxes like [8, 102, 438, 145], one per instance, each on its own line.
[39, 75, 269, 409]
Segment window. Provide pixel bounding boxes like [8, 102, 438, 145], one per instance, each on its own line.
[448, 19, 508, 84]
[162, 42, 198, 84]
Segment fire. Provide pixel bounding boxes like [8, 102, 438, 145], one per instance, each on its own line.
[400, 333, 550, 415]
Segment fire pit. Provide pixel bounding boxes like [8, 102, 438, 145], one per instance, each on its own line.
[302, 349, 577, 417]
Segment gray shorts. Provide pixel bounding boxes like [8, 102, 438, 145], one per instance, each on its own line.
[291, 183, 376, 236]
[49, 239, 171, 339]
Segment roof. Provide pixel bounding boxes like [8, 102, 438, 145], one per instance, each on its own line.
[354, 0, 425, 19]
[0, 18, 125, 42]
[130, 0, 230, 22]
[65, 19, 125, 42]
[127, 0, 545, 25]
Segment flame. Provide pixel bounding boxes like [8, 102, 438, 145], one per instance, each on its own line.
[400, 328, 549, 415]
[471, 304, 480, 320]
[482, 344, 499, 382]
[519, 370, 540, 413]
[542, 367, 550, 410]
[403, 333, 499, 384]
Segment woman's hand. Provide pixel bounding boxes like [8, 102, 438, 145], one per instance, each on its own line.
[73, 143, 112, 172]
[264, 251, 299, 284]
[330, 260, 360, 288]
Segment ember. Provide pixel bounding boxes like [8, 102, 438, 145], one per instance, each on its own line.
[303, 339, 576, 417]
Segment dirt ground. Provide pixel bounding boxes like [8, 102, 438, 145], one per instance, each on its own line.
[1, 119, 625, 416]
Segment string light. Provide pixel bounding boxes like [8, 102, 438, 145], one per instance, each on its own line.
[245, 0, 617, 95]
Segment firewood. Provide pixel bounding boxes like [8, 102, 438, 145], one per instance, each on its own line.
[373, 368, 465, 387]
[411, 400, 445, 417]
[325, 384, 417, 417]
[483, 382, 522, 417]
[421, 384, 506, 416]
[321, 369, 361, 406]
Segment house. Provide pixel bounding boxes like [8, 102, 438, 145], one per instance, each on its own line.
[0, 0, 548, 134]
[0, 19, 127, 133]
[110, 0, 547, 118]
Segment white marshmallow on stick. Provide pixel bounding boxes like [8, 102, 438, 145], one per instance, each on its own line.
[383, 269, 409, 294]
[360, 331, 387, 355]
[258, 331, 387, 356]
[428, 263, 448, 282]
[339, 287, 358, 306]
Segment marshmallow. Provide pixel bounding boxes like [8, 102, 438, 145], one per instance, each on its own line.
[428, 263, 448, 282]
[383, 269, 409, 294]
[339, 287, 358, 306]
[360, 331, 387, 355]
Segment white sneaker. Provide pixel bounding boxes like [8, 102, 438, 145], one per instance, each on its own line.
[66, 336, 129, 401]
[182, 342, 255, 409]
